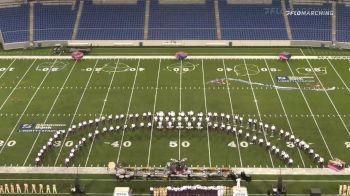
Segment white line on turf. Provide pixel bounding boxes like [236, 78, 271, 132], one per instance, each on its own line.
[0, 112, 347, 118]
[116, 59, 140, 163]
[2, 55, 350, 60]
[327, 59, 350, 95]
[0, 59, 37, 111]
[222, 59, 243, 167]
[146, 59, 162, 167]
[0, 59, 16, 79]
[0, 59, 57, 157]
[242, 59, 274, 167]
[300, 48, 306, 56]
[178, 60, 183, 160]
[84, 59, 119, 167]
[22, 60, 78, 166]
[201, 59, 212, 167]
[54, 60, 100, 166]
[264, 59, 306, 167]
[305, 59, 350, 138]
[285, 61, 334, 159]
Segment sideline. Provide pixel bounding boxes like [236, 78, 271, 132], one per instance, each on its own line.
[0, 167, 349, 175]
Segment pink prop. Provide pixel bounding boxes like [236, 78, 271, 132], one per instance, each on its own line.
[72, 51, 84, 60]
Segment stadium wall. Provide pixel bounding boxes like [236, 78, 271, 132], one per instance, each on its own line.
[0, 31, 4, 45]
[2, 39, 349, 50]
[335, 42, 350, 49]
[2, 41, 30, 50]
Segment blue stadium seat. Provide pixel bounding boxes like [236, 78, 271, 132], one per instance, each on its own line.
[219, 0, 288, 40]
[34, 3, 78, 40]
[336, 4, 350, 42]
[77, 0, 145, 40]
[148, 0, 216, 40]
[287, 2, 332, 41]
[0, 5, 29, 43]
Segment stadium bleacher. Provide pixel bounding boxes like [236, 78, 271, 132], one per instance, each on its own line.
[219, 0, 289, 40]
[148, 0, 216, 40]
[336, 3, 350, 42]
[287, 1, 332, 41]
[0, 4, 29, 43]
[34, 2, 78, 41]
[0, 0, 348, 43]
[77, 0, 145, 40]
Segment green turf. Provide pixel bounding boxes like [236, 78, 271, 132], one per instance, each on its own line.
[0, 47, 350, 194]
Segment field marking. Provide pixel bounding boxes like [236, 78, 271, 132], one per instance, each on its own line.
[327, 59, 350, 94]
[84, 59, 119, 167]
[178, 60, 182, 160]
[327, 59, 350, 102]
[22, 60, 78, 166]
[201, 60, 212, 167]
[0, 59, 57, 157]
[0, 112, 347, 118]
[222, 60, 243, 167]
[146, 59, 162, 167]
[54, 60, 100, 166]
[0, 166, 349, 175]
[0, 60, 37, 111]
[3, 55, 350, 60]
[305, 60, 350, 138]
[0, 59, 16, 79]
[242, 59, 274, 167]
[116, 59, 140, 163]
[285, 61, 334, 159]
[1, 85, 349, 91]
[300, 48, 306, 56]
[264, 59, 306, 167]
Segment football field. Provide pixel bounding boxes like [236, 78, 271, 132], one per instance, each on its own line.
[0, 53, 350, 171]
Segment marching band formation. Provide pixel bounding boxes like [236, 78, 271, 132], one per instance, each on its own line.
[35, 111, 325, 168]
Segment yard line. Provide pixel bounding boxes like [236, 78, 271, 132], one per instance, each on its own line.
[146, 59, 162, 167]
[0, 60, 37, 111]
[0, 59, 16, 79]
[54, 60, 100, 166]
[22, 60, 78, 166]
[305, 59, 350, 138]
[285, 61, 334, 159]
[222, 60, 243, 167]
[0, 59, 57, 156]
[327, 59, 350, 95]
[300, 48, 306, 56]
[178, 60, 183, 160]
[201, 60, 212, 167]
[264, 59, 306, 167]
[84, 59, 120, 167]
[116, 59, 141, 163]
[242, 59, 274, 167]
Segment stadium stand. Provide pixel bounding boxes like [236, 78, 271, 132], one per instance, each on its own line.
[34, 1, 78, 41]
[287, 1, 332, 41]
[0, 0, 346, 43]
[336, 3, 350, 42]
[77, 0, 145, 40]
[0, 4, 29, 43]
[219, 0, 288, 40]
[148, 0, 216, 40]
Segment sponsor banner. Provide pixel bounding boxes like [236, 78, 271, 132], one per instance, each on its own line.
[18, 123, 66, 133]
[277, 76, 315, 83]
